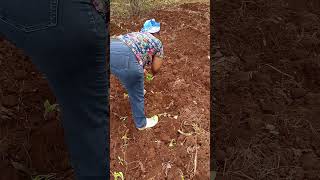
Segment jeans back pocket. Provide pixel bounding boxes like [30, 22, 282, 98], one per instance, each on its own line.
[110, 52, 130, 72]
[0, 0, 59, 32]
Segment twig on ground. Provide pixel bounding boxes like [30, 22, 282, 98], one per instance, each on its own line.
[128, 160, 145, 173]
[223, 159, 227, 177]
[264, 64, 295, 79]
[305, 119, 320, 141]
[230, 171, 255, 180]
[162, 162, 172, 177]
[194, 145, 198, 176]
[260, 166, 301, 178]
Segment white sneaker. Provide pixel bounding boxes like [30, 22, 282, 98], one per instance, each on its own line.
[138, 115, 159, 130]
[144, 89, 146, 96]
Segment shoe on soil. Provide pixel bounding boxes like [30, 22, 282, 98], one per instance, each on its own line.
[138, 115, 159, 130]
[144, 89, 146, 96]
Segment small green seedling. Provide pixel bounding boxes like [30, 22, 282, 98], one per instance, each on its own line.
[43, 99, 58, 118]
[113, 172, 124, 180]
[145, 73, 154, 82]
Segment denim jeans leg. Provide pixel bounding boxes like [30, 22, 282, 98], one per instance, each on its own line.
[0, 0, 109, 179]
[110, 40, 147, 128]
[125, 60, 147, 128]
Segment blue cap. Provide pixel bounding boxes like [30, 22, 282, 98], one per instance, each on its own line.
[140, 19, 160, 33]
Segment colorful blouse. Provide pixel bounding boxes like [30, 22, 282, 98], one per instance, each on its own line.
[117, 32, 164, 67]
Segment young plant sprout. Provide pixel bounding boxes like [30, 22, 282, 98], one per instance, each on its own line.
[113, 172, 124, 180]
[43, 99, 58, 118]
[146, 73, 154, 82]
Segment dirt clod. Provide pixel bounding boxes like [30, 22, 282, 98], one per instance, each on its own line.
[216, 149, 226, 162]
[291, 88, 307, 98]
[300, 152, 319, 170]
[14, 70, 27, 80]
[305, 93, 320, 105]
[2, 95, 19, 107]
[160, 134, 172, 143]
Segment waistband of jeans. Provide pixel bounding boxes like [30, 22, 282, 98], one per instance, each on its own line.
[111, 38, 130, 49]
[111, 37, 121, 42]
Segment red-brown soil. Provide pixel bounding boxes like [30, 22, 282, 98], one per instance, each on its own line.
[0, 2, 210, 180]
[110, 2, 210, 180]
[0, 39, 72, 179]
[213, 0, 320, 179]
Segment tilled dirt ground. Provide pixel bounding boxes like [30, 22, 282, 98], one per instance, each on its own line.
[110, 2, 210, 180]
[0, 39, 72, 179]
[213, 0, 320, 179]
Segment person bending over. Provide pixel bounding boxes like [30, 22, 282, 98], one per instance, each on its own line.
[110, 19, 163, 130]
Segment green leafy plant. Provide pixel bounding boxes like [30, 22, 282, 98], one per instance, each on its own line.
[113, 171, 125, 180]
[43, 99, 58, 118]
[145, 73, 154, 82]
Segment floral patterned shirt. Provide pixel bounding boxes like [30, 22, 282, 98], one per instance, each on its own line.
[117, 32, 164, 67]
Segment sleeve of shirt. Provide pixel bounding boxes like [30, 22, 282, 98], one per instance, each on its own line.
[155, 40, 164, 59]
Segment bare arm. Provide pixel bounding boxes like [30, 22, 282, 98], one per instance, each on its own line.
[151, 56, 163, 75]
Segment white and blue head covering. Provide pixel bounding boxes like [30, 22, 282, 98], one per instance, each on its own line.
[140, 19, 160, 34]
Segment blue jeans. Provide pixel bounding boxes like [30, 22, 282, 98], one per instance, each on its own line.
[110, 39, 147, 128]
[0, 0, 109, 179]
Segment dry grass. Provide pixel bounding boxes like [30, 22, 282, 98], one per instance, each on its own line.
[111, 0, 209, 18]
